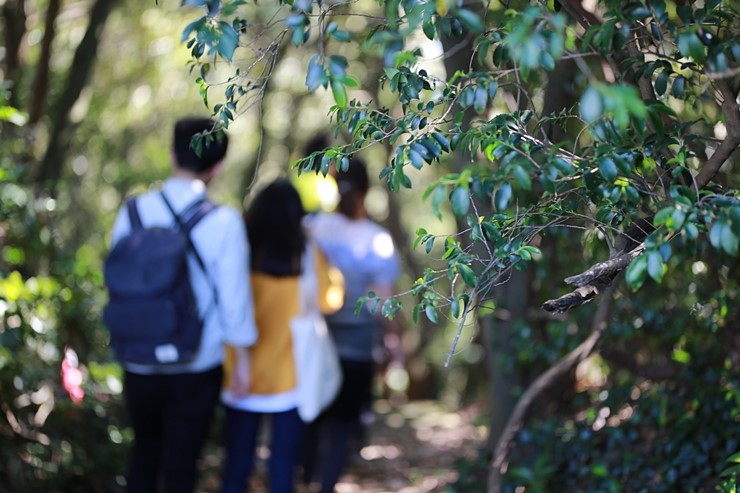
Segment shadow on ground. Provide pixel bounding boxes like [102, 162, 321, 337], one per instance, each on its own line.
[198, 400, 487, 493]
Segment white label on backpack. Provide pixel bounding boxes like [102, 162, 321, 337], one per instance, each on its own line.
[155, 344, 179, 363]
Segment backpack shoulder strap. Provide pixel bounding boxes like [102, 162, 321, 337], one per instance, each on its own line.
[126, 198, 143, 230]
[159, 192, 216, 234]
[182, 200, 218, 232]
[160, 191, 220, 305]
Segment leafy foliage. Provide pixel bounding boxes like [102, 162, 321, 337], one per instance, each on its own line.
[1, 64, 127, 493]
[182, 0, 738, 489]
[185, 0, 738, 312]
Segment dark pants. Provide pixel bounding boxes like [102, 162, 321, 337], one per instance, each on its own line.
[124, 366, 223, 493]
[301, 359, 374, 493]
[220, 407, 305, 493]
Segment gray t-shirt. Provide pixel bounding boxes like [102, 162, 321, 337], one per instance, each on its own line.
[304, 212, 400, 361]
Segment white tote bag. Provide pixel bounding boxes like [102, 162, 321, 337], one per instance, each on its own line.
[291, 244, 343, 423]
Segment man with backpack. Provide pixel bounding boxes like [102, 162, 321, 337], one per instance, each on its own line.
[106, 117, 257, 493]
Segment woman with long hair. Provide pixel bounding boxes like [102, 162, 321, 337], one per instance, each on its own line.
[220, 179, 343, 493]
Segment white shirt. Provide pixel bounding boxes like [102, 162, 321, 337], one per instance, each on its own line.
[109, 177, 257, 374]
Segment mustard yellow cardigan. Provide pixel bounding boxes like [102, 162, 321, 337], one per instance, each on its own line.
[224, 249, 343, 395]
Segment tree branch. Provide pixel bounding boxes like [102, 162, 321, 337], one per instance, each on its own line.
[693, 80, 740, 192]
[543, 79, 739, 314]
[488, 283, 616, 493]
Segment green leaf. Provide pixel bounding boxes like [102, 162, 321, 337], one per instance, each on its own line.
[672, 348, 691, 364]
[432, 132, 450, 151]
[598, 157, 618, 182]
[683, 222, 699, 240]
[0, 106, 27, 126]
[667, 208, 686, 232]
[456, 9, 484, 32]
[450, 186, 470, 216]
[625, 255, 647, 290]
[425, 236, 435, 254]
[458, 264, 477, 287]
[653, 207, 673, 227]
[473, 85, 488, 113]
[711, 220, 739, 255]
[654, 70, 669, 96]
[450, 298, 461, 318]
[306, 56, 326, 91]
[677, 31, 706, 62]
[512, 165, 532, 191]
[424, 305, 438, 323]
[216, 21, 239, 61]
[671, 76, 686, 98]
[647, 251, 665, 282]
[181, 17, 206, 43]
[551, 157, 574, 176]
[342, 75, 360, 88]
[495, 182, 512, 211]
[518, 247, 532, 261]
[482, 222, 500, 241]
[431, 185, 446, 218]
[408, 149, 424, 169]
[580, 86, 602, 123]
[331, 79, 348, 108]
[540, 50, 555, 71]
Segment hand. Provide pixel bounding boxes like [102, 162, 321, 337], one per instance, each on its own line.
[229, 346, 251, 397]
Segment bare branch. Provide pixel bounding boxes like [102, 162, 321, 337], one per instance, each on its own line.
[488, 283, 617, 493]
[693, 80, 740, 192]
[543, 79, 739, 314]
[563, 249, 640, 287]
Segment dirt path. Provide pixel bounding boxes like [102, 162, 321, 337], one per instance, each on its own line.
[199, 400, 486, 493]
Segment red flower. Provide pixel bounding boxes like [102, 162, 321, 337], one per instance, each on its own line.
[61, 349, 84, 405]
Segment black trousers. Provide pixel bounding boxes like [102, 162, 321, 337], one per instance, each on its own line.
[301, 359, 374, 493]
[124, 365, 223, 493]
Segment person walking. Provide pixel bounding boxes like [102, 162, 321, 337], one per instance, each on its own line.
[302, 158, 402, 493]
[108, 117, 257, 493]
[220, 179, 343, 493]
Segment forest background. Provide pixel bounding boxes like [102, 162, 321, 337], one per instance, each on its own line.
[0, 0, 738, 492]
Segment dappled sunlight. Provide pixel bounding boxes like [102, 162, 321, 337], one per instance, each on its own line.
[198, 400, 486, 493]
[360, 444, 401, 461]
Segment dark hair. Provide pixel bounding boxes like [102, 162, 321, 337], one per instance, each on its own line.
[173, 117, 229, 173]
[335, 157, 369, 217]
[245, 179, 306, 276]
[303, 134, 330, 156]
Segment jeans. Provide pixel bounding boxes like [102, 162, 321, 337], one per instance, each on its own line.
[124, 366, 222, 493]
[221, 407, 305, 493]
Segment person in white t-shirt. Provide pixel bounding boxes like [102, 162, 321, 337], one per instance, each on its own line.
[108, 117, 257, 493]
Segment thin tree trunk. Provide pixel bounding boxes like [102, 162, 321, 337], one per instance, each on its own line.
[36, 0, 120, 188]
[482, 267, 529, 452]
[28, 0, 63, 125]
[2, 0, 27, 107]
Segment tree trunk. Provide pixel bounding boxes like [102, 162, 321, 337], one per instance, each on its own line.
[2, 0, 27, 107]
[482, 267, 530, 452]
[36, 0, 120, 188]
[28, 0, 62, 125]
